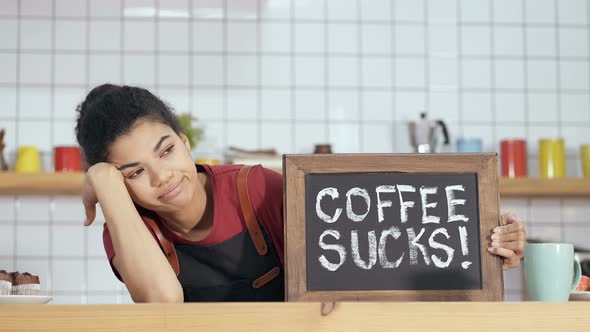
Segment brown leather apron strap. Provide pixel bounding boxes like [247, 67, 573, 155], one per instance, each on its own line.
[252, 266, 280, 289]
[144, 217, 180, 276]
[237, 165, 268, 256]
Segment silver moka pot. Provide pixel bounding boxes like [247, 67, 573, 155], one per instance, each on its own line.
[408, 113, 450, 153]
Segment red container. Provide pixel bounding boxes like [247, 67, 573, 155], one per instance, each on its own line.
[54, 146, 82, 172]
[500, 139, 527, 177]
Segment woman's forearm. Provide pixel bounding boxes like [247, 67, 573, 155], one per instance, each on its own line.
[97, 177, 183, 303]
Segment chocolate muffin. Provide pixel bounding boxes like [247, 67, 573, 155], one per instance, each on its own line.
[0, 270, 12, 295]
[11, 271, 40, 295]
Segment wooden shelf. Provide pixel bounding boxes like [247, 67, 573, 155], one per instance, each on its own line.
[1, 172, 589, 197]
[499, 177, 590, 197]
[0, 172, 84, 195]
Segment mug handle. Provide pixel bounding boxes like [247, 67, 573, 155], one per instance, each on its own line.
[570, 256, 582, 292]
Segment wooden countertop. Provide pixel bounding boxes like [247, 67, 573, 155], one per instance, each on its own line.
[1, 302, 589, 331]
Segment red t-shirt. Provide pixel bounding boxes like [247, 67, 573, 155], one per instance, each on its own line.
[102, 164, 284, 281]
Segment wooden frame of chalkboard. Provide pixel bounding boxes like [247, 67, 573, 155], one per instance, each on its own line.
[283, 154, 503, 302]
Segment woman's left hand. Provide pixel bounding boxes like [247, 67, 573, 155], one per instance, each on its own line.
[488, 212, 526, 270]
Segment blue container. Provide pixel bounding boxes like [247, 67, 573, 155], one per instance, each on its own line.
[456, 138, 482, 153]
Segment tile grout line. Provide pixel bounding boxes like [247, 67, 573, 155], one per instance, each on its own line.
[14, 0, 21, 152]
[84, 0, 91, 93]
[2, 116, 590, 126]
[188, 0, 195, 132]
[289, 0, 295, 152]
[12, 0, 22, 274]
[490, 0, 497, 149]
[4, 14, 590, 28]
[49, 197, 56, 299]
[553, 0, 566, 242]
[424, 0, 430, 116]
[390, 0, 397, 153]
[522, 0, 530, 144]
[554, 0, 562, 138]
[222, 0, 228, 151]
[0, 117, 590, 126]
[588, 0, 590, 133]
[457, 0, 463, 138]
[357, 0, 363, 153]
[120, 0, 125, 85]
[48, 0, 56, 299]
[12, 1, 23, 282]
[12, 196, 18, 272]
[50, 0, 56, 159]
[323, 0, 330, 145]
[4, 81, 590, 93]
[154, 0, 160, 94]
[7, 82, 590, 93]
[5, 48, 590, 61]
[257, 0, 262, 149]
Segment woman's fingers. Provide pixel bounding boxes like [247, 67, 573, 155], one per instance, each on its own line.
[83, 202, 96, 226]
[490, 240, 526, 252]
[489, 244, 524, 270]
[488, 246, 514, 257]
[491, 231, 525, 242]
[488, 246, 517, 269]
[502, 256, 521, 270]
[500, 212, 517, 225]
[494, 221, 525, 234]
[82, 176, 98, 226]
[492, 213, 527, 270]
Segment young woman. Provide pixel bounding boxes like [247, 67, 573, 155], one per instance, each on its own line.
[75, 84, 526, 303]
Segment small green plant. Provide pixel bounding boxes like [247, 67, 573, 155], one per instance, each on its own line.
[177, 113, 204, 150]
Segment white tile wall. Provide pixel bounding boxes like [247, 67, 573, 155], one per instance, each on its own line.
[20, 19, 52, 50]
[227, 89, 257, 119]
[0, 19, 17, 50]
[260, 89, 291, 119]
[53, 259, 85, 292]
[52, 226, 85, 257]
[362, 25, 391, 55]
[1, 0, 589, 304]
[55, 0, 87, 17]
[0, 225, 15, 256]
[226, 55, 257, 86]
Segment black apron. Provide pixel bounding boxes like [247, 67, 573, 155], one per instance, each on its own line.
[176, 226, 284, 302]
[144, 165, 284, 302]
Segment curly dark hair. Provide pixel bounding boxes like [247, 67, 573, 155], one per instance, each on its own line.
[75, 84, 182, 167]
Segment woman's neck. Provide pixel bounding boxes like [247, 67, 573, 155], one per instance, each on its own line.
[159, 172, 214, 241]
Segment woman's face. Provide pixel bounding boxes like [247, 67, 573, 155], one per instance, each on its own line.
[107, 119, 200, 214]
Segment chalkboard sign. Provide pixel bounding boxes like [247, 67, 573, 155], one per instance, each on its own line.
[284, 154, 503, 302]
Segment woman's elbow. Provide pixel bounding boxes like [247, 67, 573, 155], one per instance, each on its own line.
[132, 288, 184, 303]
[156, 292, 184, 303]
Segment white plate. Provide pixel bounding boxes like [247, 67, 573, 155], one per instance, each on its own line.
[0, 295, 52, 304]
[569, 291, 590, 301]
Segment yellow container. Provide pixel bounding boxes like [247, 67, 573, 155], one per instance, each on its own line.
[15, 145, 42, 173]
[539, 138, 565, 178]
[581, 144, 590, 177]
[195, 158, 220, 166]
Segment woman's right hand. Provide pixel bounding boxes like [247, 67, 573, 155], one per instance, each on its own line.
[82, 162, 124, 226]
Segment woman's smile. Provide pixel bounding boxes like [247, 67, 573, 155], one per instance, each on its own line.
[159, 177, 185, 202]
